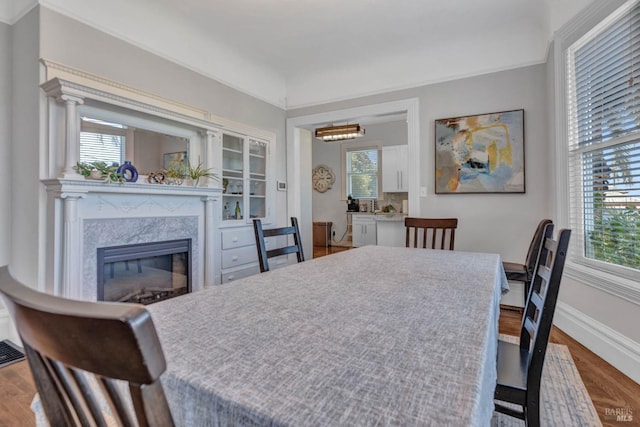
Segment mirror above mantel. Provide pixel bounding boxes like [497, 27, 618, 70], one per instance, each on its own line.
[39, 60, 220, 182]
[78, 110, 191, 177]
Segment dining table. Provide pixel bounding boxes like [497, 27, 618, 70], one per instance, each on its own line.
[143, 245, 508, 426]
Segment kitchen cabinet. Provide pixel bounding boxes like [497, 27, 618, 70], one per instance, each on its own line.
[376, 218, 405, 247]
[382, 145, 408, 192]
[352, 215, 377, 247]
[222, 132, 270, 223]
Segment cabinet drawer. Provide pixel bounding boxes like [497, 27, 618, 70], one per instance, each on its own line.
[221, 228, 256, 249]
[222, 245, 259, 269]
[221, 264, 261, 283]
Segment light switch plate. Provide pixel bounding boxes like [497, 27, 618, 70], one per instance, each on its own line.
[420, 186, 427, 197]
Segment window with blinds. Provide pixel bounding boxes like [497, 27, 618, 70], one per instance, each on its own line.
[346, 148, 379, 199]
[79, 117, 126, 165]
[567, 0, 640, 272]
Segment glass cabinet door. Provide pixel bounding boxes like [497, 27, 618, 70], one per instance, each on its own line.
[222, 133, 244, 221]
[248, 139, 267, 220]
[222, 133, 269, 222]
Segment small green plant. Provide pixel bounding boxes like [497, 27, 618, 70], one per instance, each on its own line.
[75, 162, 125, 183]
[186, 162, 218, 186]
[163, 160, 186, 185]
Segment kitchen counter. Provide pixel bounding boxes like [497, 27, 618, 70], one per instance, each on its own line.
[351, 212, 406, 221]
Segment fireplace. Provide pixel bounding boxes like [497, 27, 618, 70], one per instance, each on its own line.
[97, 239, 192, 305]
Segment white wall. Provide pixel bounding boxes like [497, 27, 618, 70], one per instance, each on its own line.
[10, 7, 39, 288]
[312, 121, 408, 240]
[0, 21, 14, 341]
[0, 22, 11, 266]
[291, 64, 551, 259]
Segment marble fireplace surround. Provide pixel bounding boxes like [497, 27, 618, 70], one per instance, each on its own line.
[43, 179, 220, 301]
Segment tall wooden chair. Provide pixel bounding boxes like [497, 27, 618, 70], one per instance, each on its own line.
[253, 217, 305, 273]
[404, 217, 458, 250]
[0, 266, 174, 427]
[502, 219, 553, 307]
[494, 225, 572, 427]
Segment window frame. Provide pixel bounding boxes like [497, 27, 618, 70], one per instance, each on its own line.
[341, 144, 382, 201]
[79, 119, 128, 165]
[555, 0, 640, 304]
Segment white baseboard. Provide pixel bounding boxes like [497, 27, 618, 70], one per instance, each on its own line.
[554, 301, 640, 385]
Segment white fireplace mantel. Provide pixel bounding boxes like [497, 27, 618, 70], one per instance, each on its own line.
[43, 178, 221, 300]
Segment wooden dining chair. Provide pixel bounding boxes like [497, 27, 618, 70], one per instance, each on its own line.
[0, 266, 175, 427]
[494, 225, 571, 427]
[404, 217, 458, 250]
[502, 219, 553, 307]
[253, 217, 305, 272]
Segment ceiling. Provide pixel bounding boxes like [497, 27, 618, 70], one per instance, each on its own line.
[3, 0, 592, 108]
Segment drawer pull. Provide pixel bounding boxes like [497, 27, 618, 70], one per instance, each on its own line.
[228, 275, 235, 280]
[232, 237, 238, 242]
[232, 256, 239, 262]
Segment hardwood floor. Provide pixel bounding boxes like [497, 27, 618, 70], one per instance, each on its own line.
[0, 359, 37, 426]
[1, 259, 638, 426]
[312, 244, 351, 259]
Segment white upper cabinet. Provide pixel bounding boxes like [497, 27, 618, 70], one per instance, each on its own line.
[382, 145, 408, 192]
[221, 132, 270, 223]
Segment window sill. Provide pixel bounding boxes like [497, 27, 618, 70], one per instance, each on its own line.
[564, 261, 640, 306]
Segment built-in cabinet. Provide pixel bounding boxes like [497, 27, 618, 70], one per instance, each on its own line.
[382, 145, 408, 192]
[220, 227, 266, 283]
[352, 215, 377, 247]
[218, 128, 275, 285]
[221, 132, 269, 222]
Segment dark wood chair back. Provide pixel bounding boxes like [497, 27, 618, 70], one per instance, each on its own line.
[494, 225, 572, 426]
[404, 217, 458, 250]
[523, 219, 554, 278]
[502, 219, 553, 306]
[0, 266, 174, 427]
[253, 217, 305, 273]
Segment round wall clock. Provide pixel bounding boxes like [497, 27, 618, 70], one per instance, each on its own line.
[312, 164, 336, 193]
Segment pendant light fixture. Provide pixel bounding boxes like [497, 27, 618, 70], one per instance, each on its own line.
[315, 124, 365, 142]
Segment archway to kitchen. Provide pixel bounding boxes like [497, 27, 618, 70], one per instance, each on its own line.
[286, 98, 420, 258]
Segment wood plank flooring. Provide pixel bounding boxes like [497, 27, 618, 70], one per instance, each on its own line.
[1, 250, 637, 426]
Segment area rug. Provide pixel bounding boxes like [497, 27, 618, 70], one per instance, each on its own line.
[0, 340, 25, 368]
[492, 334, 602, 426]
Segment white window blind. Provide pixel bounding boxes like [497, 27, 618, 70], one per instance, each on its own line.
[567, 0, 640, 273]
[79, 118, 126, 165]
[346, 148, 379, 199]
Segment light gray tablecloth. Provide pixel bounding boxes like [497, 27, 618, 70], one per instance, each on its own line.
[146, 246, 508, 426]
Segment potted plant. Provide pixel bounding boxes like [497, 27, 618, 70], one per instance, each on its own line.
[186, 162, 218, 187]
[163, 162, 186, 185]
[75, 161, 125, 183]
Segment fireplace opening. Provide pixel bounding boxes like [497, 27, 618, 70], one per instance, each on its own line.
[97, 239, 192, 305]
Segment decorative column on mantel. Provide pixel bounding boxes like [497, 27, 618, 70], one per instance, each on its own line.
[205, 130, 218, 185]
[203, 195, 217, 286]
[60, 94, 84, 178]
[59, 189, 87, 299]
[41, 78, 85, 179]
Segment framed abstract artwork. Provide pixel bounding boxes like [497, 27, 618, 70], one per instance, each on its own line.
[163, 151, 188, 170]
[435, 109, 525, 194]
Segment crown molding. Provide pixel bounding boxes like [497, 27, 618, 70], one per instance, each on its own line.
[0, 0, 37, 25]
[40, 59, 220, 130]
